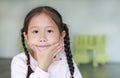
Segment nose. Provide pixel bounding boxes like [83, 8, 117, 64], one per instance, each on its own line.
[39, 39, 46, 42]
[39, 32, 47, 42]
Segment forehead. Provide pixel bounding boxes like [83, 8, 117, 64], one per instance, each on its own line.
[28, 13, 58, 28]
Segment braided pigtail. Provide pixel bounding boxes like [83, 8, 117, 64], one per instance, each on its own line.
[63, 24, 74, 78]
[21, 29, 33, 78]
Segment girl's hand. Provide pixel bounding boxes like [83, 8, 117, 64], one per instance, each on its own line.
[31, 42, 62, 72]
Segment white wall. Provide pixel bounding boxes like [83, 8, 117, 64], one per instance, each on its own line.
[0, 0, 120, 62]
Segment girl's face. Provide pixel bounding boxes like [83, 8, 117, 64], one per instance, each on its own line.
[24, 13, 65, 50]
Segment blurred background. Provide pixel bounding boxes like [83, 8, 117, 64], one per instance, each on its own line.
[0, 0, 120, 78]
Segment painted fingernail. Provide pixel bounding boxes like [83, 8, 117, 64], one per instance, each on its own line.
[60, 43, 64, 50]
[32, 45, 35, 49]
[59, 57, 62, 60]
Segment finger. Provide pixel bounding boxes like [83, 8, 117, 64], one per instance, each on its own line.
[53, 56, 63, 62]
[53, 57, 59, 61]
[52, 42, 64, 50]
[51, 45, 61, 56]
[53, 47, 62, 58]
[46, 42, 60, 56]
[60, 42, 64, 50]
[31, 45, 41, 54]
[50, 42, 61, 49]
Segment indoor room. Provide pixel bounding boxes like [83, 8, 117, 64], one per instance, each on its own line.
[0, 0, 120, 78]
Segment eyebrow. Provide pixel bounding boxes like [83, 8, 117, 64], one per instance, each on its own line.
[46, 26, 55, 28]
[29, 25, 55, 30]
[29, 26, 38, 29]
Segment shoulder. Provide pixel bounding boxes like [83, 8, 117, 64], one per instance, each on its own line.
[11, 52, 27, 68]
[12, 52, 27, 62]
[11, 52, 28, 77]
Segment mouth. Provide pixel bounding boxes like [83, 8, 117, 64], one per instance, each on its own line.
[36, 45, 50, 49]
[36, 45, 50, 47]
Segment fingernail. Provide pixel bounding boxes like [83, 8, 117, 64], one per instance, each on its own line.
[60, 43, 64, 50]
[59, 57, 62, 61]
[32, 45, 35, 49]
[58, 42, 61, 45]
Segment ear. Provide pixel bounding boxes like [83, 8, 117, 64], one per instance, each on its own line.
[23, 32, 28, 42]
[60, 30, 66, 40]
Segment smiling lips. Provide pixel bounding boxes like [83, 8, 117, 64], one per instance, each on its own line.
[36, 45, 50, 49]
[38, 45, 48, 47]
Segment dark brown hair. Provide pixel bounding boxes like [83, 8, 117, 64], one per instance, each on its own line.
[21, 6, 74, 78]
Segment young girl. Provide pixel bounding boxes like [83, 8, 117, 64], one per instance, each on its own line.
[11, 6, 82, 78]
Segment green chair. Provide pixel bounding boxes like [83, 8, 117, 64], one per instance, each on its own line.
[74, 35, 91, 65]
[93, 35, 109, 67]
[73, 35, 109, 67]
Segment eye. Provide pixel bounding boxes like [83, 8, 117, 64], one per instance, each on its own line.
[47, 30, 53, 33]
[32, 30, 38, 33]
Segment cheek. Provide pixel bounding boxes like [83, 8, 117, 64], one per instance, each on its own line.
[47, 34, 60, 43]
[27, 35, 38, 45]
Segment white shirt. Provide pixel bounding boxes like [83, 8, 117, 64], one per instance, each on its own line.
[11, 51, 82, 78]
